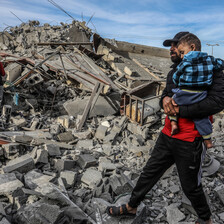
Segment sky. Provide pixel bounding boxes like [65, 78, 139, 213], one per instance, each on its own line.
[1, 0, 224, 58]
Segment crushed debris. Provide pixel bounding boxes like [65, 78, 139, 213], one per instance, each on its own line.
[0, 20, 223, 224]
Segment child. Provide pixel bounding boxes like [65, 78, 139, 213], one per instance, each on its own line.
[169, 33, 224, 148]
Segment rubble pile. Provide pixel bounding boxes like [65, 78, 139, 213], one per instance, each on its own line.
[0, 20, 223, 224]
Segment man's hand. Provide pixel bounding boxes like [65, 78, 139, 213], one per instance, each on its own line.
[163, 96, 179, 115]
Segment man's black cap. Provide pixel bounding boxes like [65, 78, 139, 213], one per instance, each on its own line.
[163, 31, 190, 47]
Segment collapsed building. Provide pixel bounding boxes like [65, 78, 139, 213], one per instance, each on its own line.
[0, 20, 223, 224]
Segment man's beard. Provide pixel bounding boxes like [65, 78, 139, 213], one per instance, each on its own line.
[170, 52, 182, 63]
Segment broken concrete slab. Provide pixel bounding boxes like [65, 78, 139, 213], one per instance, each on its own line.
[0, 173, 23, 195]
[77, 154, 97, 169]
[5, 63, 22, 82]
[15, 201, 62, 224]
[81, 168, 102, 189]
[34, 148, 49, 164]
[24, 170, 55, 189]
[63, 92, 120, 117]
[60, 170, 77, 189]
[109, 174, 134, 195]
[214, 185, 224, 205]
[57, 131, 74, 143]
[166, 204, 185, 224]
[44, 143, 61, 156]
[2, 143, 20, 159]
[95, 125, 108, 140]
[76, 139, 93, 149]
[55, 159, 76, 172]
[3, 154, 35, 174]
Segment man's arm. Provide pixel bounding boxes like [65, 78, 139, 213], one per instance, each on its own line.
[178, 70, 224, 118]
[179, 95, 224, 118]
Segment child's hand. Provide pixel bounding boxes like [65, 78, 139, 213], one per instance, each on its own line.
[171, 98, 178, 106]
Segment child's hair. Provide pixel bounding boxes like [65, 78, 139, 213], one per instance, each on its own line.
[178, 33, 201, 51]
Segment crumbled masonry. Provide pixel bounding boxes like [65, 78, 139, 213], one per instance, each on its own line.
[0, 20, 223, 224]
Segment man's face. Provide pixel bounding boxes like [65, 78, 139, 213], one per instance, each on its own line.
[177, 43, 192, 59]
[170, 42, 181, 63]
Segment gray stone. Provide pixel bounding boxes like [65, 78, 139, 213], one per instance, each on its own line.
[76, 139, 93, 149]
[169, 185, 180, 194]
[44, 144, 61, 156]
[63, 92, 120, 117]
[15, 201, 62, 224]
[127, 123, 149, 139]
[11, 116, 27, 127]
[0, 173, 23, 195]
[50, 124, 60, 135]
[0, 218, 10, 224]
[102, 144, 113, 156]
[60, 170, 77, 189]
[110, 174, 134, 195]
[2, 143, 20, 159]
[24, 170, 55, 189]
[55, 159, 76, 172]
[95, 125, 108, 140]
[81, 168, 102, 189]
[73, 130, 92, 139]
[34, 149, 48, 164]
[77, 154, 97, 169]
[98, 161, 116, 176]
[3, 154, 35, 173]
[214, 185, 224, 205]
[57, 131, 74, 142]
[218, 212, 224, 221]
[166, 204, 185, 224]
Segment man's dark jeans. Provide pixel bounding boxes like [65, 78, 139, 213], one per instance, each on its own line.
[128, 132, 211, 221]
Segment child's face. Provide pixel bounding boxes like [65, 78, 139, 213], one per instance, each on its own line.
[177, 43, 192, 59]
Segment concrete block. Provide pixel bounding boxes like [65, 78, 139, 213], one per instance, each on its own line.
[77, 154, 97, 169]
[63, 92, 120, 117]
[218, 212, 224, 222]
[2, 143, 20, 159]
[26, 73, 44, 87]
[98, 161, 116, 176]
[166, 204, 185, 224]
[127, 123, 149, 139]
[0, 173, 23, 195]
[76, 139, 93, 149]
[95, 125, 108, 140]
[15, 201, 62, 224]
[44, 144, 61, 156]
[24, 170, 55, 189]
[0, 218, 11, 224]
[50, 124, 60, 135]
[60, 170, 77, 189]
[55, 159, 76, 172]
[57, 131, 74, 142]
[11, 116, 27, 127]
[110, 174, 134, 195]
[57, 115, 70, 129]
[34, 149, 48, 164]
[73, 130, 92, 139]
[81, 168, 102, 189]
[102, 144, 113, 156]
[214, 185, 224, 205]
[5, 63, 22, 82]
[3, 154, 35, 174]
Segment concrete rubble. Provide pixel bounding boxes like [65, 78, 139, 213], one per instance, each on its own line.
[0, 19, 223, 224]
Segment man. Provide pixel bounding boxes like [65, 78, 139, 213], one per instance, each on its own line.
[107, 32, 224, 224]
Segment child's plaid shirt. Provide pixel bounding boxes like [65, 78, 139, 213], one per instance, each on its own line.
[173, 51, 224, 87]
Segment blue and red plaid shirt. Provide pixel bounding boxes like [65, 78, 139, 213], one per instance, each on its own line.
[173, 51, 224, 87]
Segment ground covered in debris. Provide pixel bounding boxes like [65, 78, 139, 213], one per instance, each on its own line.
[0, 21, 223, 224]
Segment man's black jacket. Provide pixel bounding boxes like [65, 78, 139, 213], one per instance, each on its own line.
[160, 63, 224, 119]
